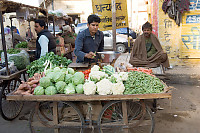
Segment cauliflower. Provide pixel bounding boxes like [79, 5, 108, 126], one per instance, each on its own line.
[96, 79, 113, 95]
[119, 72, 128, 81]
[83, 81, 96, 95]
[91, 65, 100, 71]
[113, 72, 128, 82]
[89, 71, 108, 83]
[112, 82, 125, 95]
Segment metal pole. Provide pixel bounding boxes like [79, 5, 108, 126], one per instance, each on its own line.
[10, 18, 14, 47]
[29, 20, 32, 40]
[127, 27, 130, 53]
[52, 0, 55, 37]
[112, 0, 116, 51]
[0, 10, 10, 75]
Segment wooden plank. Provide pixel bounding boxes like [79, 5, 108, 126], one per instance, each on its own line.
[6, 91, 171, 102]
[0, 69, 26, 80]
[53, 102, 59, 133]
[68, 63, 89, 68]
[122, 101, 128, 125]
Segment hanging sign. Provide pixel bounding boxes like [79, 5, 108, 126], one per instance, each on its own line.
[92, 0, 128, 31]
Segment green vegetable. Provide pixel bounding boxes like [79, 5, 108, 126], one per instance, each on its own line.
[65, 74, 73, 84]
[7, 49, 20, 54]
[61, 68, 68, 73]
[15, 41, 28, 48]
[124, 71, 164, 94]
[45, 86, 57, 95]
[53, 67, 61, 72]
[39, 77, 52, 88]
[72, 72, 85, 86]
[9, 52, 30, 70]
[45, 69, 53, 76]
[67, 68, 75, 75]
[26, 52, 72, 77]
[52, 72, 65, 82]
[109, 75, 117, 83]
[64, 83, 75, 94]
[34, 86, 45, 95]
[46, 72, 55, 82]
[55, 81, 66, 94]
[75, 84, 84, 94]
[102, 65, 115, 75]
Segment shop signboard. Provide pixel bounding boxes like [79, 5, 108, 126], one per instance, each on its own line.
[180, 10, 200, 58]
[92, 0, 128, 31]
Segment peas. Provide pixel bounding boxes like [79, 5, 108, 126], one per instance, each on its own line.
[124, 71, 164, 94]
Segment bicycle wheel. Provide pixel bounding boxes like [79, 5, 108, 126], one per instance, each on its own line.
[0, 78, 23, 120]
[98, 100, 155, 133]
[29, 101, 85, 133]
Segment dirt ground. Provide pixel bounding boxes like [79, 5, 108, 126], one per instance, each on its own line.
[154, 83, 200, 133]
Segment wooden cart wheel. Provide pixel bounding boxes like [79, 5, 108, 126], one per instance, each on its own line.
[0, 78, 23, 120]
[98, 100, 155, 133]
[29, 101, 85, 133]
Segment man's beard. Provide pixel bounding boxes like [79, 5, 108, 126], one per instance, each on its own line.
[144, 33, 150, 37]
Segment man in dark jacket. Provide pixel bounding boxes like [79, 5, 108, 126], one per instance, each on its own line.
[74, 14, 104, 63]
[34, 19, 56, 59]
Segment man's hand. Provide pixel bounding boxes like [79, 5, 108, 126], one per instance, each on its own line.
[85, 52, 96, 59]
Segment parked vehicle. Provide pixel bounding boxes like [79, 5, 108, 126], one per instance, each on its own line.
[116, 28, 137, 39]
[75, 23, 87, 34]
[48, 25, 61, 35]
[103, 30, 131, 53]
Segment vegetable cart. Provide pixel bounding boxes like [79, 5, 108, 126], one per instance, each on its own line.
[6, 84, 171, 133]
[0, 0, 48, 121]
[0, 69, 27, 120]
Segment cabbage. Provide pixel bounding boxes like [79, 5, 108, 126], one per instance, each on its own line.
[65, 74, 73, 84]
[75, 84, 84, 94]
[67, 68, 75, 75]
[61, 68, 68, 73]
[34, 86, 45, 95]
[45, 69, 53, 76]
[45, 86, 57, 95]
[72, 72, 84, 85]
[55, 81, 66, 94]
[64, 83, 75, 94]
[68, 83, 75, 89]
[46, 72, 55, 82]
[53, 72, 65, 82]
[53, 67, 61, 72]
[39, 77, 51, 88]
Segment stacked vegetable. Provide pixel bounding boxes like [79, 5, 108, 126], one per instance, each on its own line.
[124, 70, 164, 94]
[16, 62, 166, 96]
[15, 41, 28, 48]
[26, 52, 72, 77]
[14, 73, 43, 95]
[83, 65, 128, 95]
[33, 67, 85, 95]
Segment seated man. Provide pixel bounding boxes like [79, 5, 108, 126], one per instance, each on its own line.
[129, 21, 170, 68]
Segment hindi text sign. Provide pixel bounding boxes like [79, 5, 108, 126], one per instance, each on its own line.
[92, 0, 128, 31]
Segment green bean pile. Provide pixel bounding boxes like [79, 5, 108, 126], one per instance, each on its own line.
[124, 71, 164, 94]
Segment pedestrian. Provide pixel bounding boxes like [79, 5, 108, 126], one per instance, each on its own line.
[26, 27, 33, 41]
[34, 19, 56, 59]
[74, 14, 104, 63]
[129, 21, 170, 68]
[11, 26, 26, 48]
